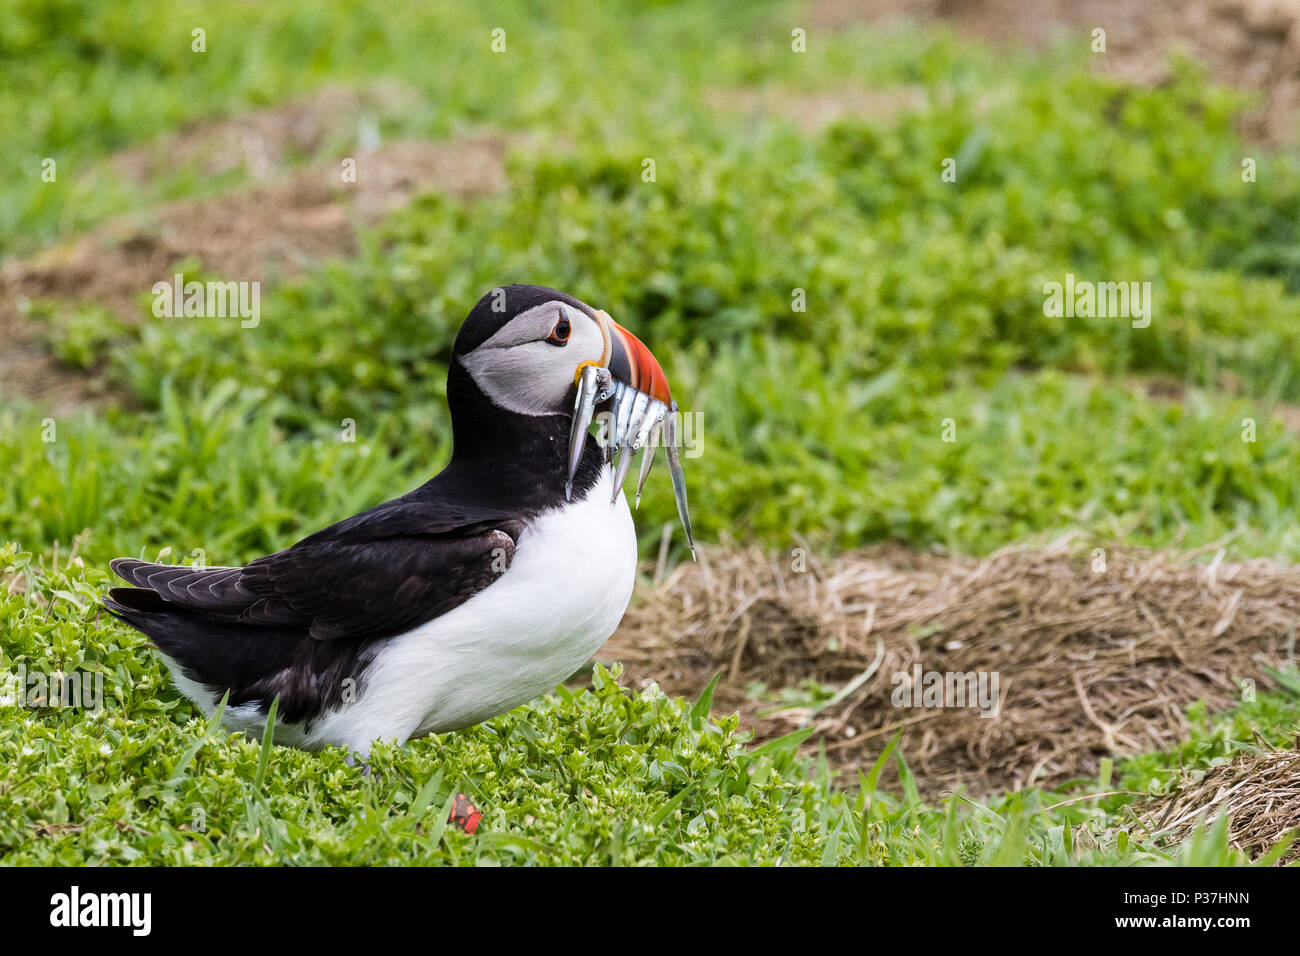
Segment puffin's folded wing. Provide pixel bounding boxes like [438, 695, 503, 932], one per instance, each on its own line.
[241, 528, 518, 641]
[111, 506, 522, 643]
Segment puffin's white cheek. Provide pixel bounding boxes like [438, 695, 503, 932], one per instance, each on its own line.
[460, 309, 606, 417]
[461, 343, 577, 415]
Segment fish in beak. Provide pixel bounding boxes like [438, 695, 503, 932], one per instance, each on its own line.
[566, 310, 695, 559]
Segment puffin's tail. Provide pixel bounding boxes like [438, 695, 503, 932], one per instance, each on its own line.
[103, 557, 351, 724]
[103, 582, 175, 638]
[104, 558, 233, 653]
[103, 577, 242, 680]
[102, 581, 218, 653]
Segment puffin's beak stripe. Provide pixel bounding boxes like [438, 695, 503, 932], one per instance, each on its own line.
[603, 315, 672, 406]
[595, 310, 614, 367]
[567, 309, 695, 560]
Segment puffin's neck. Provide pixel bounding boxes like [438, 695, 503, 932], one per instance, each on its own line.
[430, 361, 605, 513]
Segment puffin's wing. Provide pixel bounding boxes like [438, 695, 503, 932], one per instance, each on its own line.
[109, 499, 524, 642]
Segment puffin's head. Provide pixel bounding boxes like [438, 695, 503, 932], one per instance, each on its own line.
[454, 284, 693, 554]
[455, 284, 670, 416]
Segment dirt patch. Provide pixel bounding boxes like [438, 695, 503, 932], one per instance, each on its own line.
[1, 130, 509, 410]
[707, 85, 929, 132]
[1134, 748, 1300, 862]
[108, 83, 416, 186]
[607, 538, 1299, 797]
[706, 82, 1020, 133]
[7, 135, 509, 309]
[809, 0, 1300, 142]
[1126, 373, 1300, 433]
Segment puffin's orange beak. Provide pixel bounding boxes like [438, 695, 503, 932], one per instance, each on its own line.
[566, 310, 694, 558]
[604, 316, 673, 407]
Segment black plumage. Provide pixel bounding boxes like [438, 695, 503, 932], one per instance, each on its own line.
[105, 286, 608, 726]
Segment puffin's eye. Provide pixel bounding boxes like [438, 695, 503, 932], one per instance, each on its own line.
[548, 317, 571, 345]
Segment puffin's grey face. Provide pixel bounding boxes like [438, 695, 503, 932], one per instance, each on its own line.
[458, 297, 694, 556]
[459, 300, 608, 415]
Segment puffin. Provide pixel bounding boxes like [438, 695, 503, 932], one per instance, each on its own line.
[104, 285, 694, 756]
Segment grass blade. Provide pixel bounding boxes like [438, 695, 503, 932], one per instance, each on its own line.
[166, 691, 228, 786]
[252, 694, 279, 793]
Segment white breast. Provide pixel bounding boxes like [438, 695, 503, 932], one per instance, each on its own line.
[287, 467, 638, 754]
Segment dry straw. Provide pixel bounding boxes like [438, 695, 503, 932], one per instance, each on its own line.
[609, 534, 1299, 797]
[1137, 749, 1300, 864]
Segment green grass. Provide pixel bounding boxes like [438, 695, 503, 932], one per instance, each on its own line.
[25, 32, 1299, 560]
[3, 545, 1292, 865]
[4, 0, 1300, 864]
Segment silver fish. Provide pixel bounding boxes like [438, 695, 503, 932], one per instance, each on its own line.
[663, 406, 695, 560]
[565, 365, 601, 501]
[609, 382, 635, 465]
[611, 391, 651, 502]
[634, 406, 666, 509]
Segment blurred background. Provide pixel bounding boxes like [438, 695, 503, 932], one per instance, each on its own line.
[5, 0, 1300, 563]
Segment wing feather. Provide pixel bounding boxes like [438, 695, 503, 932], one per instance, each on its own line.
[109, 500, 524, 643]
